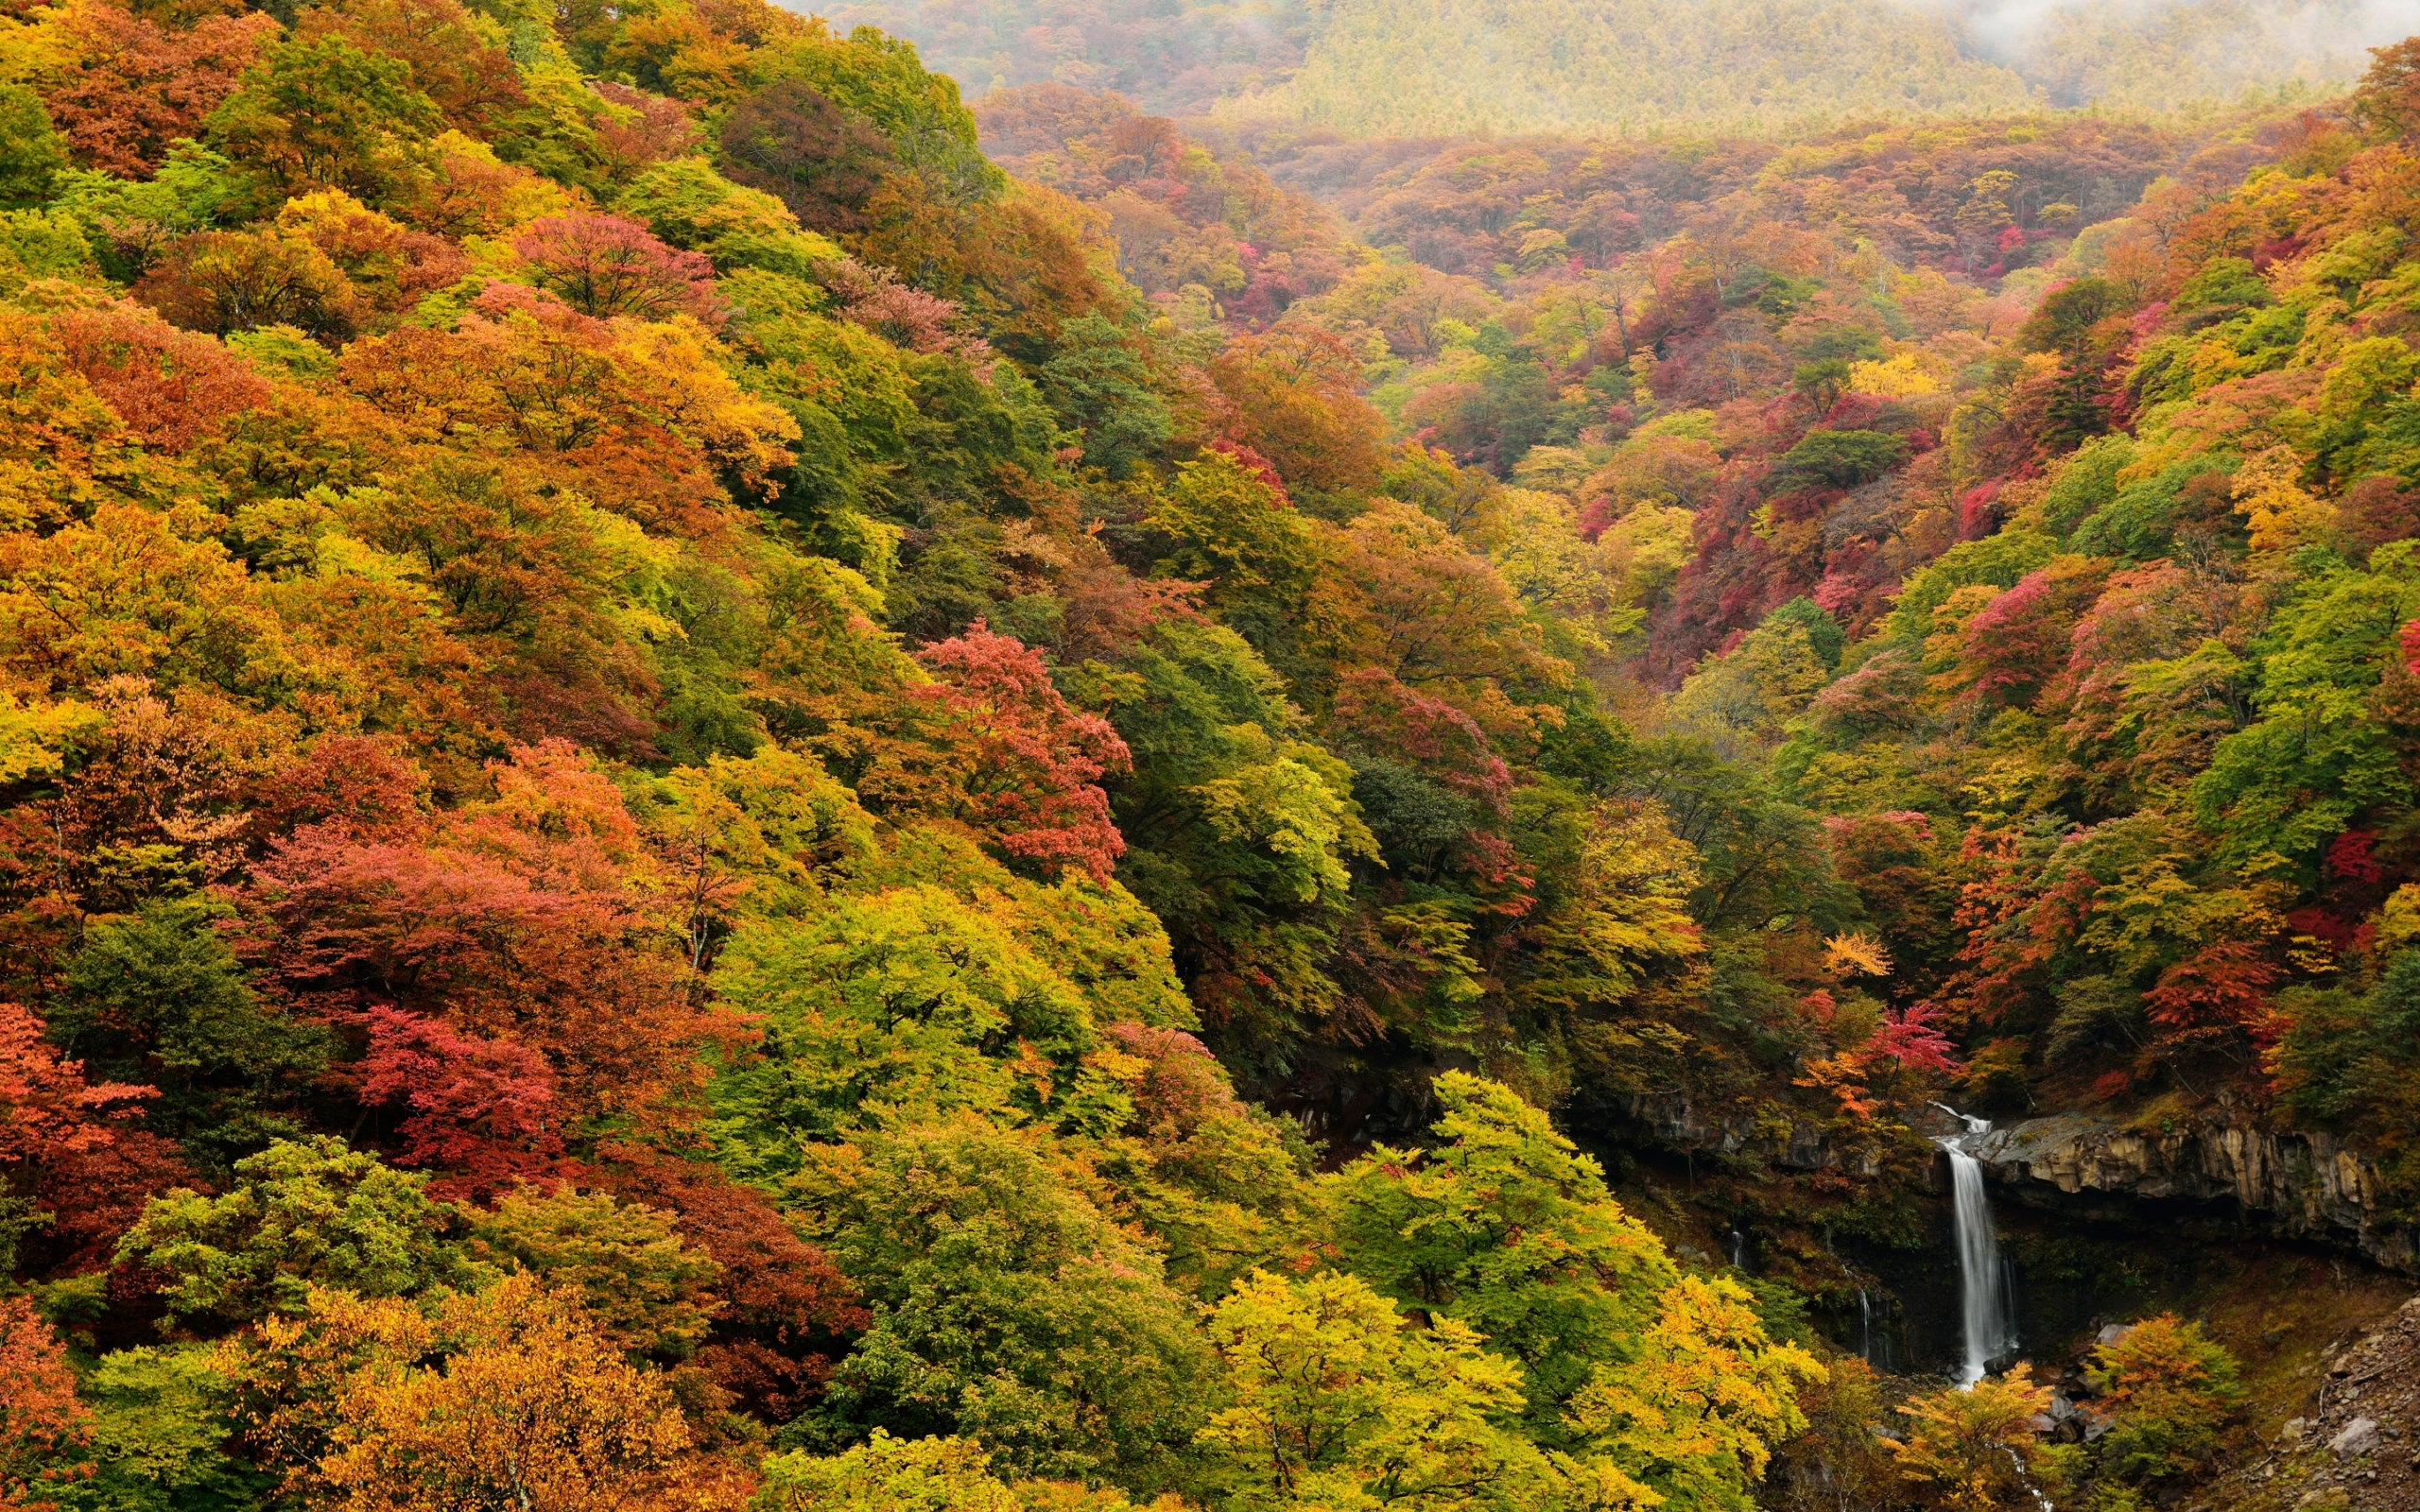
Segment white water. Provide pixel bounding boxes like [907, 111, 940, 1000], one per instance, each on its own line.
[1933, 1105, 2018, 1389]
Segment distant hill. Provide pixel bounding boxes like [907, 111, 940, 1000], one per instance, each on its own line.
[818, 0, 1314, 116]
[817, 0, 2407, 133]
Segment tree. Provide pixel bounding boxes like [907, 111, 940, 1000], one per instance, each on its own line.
[2085, 1314, 2243, 1481]
[289, 1275, 722, 1512]
[0, 1296, 90, 1512]
[41, 6, 277, 180]
[202, 36, 443, 210]
[54, 1346, 271, 1512]
[784, 1116, 1210, 1482]
[116, 1136, 469, 1326]
[717, 78, 893, 233]
[464, 1185, 722, 1362]
[709, 885, 1106, 1167]
[1210, 328, 1387, 495]
[511, 214, 724, 324]
[754, 1432, 1026, 1512]
[1563, 1275, 1824, 1511]
[1037, 313, 1170, 478]
[1196, 1267, 1576, 1511]
[0, 86, 67, 208]
[1326, 1073, 1680, 1430]
[51, 897, 331, 1161]
[842, 625, 1132, 884]
[1146, 452, 1323, 670]
[1886, 1366, 2055, 1512]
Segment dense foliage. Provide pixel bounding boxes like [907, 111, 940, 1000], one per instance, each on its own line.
[0, 0, 2409, 1506]
[843, 0, 2397, 136]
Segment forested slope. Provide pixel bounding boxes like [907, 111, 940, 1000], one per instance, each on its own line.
[835, 0, 2403, 135]
[0, 0, 2419, 1509]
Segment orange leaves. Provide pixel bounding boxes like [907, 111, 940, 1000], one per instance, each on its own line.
[0, 1295, 89, 1512]
[337, 283, 797, 528]
[53, 301, 269, 453]
[42, 1, 275, 180]
[0, 1000, 153, 1166]
[252, 1275, 730, 1512]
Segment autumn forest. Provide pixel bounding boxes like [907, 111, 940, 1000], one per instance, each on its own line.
[1, 0, 2419, 1509]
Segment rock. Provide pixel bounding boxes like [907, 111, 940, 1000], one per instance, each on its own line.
[2331, 1418, 2382, 1458]
[1968, 1115, 2418, 1273]
[2097, 1323, 2135, 1348]
[2282, 1417, 2309, 1448]
[2294, 1488, 2350, 1510]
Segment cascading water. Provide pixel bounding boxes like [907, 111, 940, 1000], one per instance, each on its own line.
[1858, 1287, 1873, 1366]
[1932, 1104, 2018, 1389]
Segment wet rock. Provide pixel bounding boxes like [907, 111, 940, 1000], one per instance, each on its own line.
[2332, 1418, 2382, 1458]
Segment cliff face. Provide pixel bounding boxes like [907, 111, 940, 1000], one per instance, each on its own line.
[1969, 1114, 2418, 1275]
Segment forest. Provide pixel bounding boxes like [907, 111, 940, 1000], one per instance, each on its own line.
[1, 0, 2419, 1508]
[838, 0, 2403, 135]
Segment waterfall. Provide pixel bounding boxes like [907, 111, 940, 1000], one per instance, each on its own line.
[1728, 1228, 1746, 1270]
[1933, 1105, 2017, 1388]
[1858, 1287, 1873, 1366]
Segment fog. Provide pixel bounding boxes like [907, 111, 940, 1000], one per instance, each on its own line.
[1913, 0, 2420, 66]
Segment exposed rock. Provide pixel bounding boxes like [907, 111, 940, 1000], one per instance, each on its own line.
[2333, 1418, 2382, 1458]
[1968, 1114, 2418, 1273]
[2097, 1322, 2135, 1348]
[2292, 1489, 2349, 1510]
[1616, 1092, 1885, 1176]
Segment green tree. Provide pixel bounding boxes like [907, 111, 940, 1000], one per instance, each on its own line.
[116, 1137, 470, 1327]
[0, 86, 65, 209]
[784, 1116, 1211, 1484]
[52, 898, 331, 1164]
[55, 1347, 272, 1512]
[754, 1432, 1030, 1512]
[708, 885, 1114, 1175]
[1038, 313, 1172, 477]
[464, 1185, 722, 1361]
[1326, 1073, 1679, 1431]
[204, 36, 444, 210]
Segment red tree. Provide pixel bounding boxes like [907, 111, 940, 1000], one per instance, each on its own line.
[356, 1006, 565, 1201]
[850, 624, 1132, 883]
[510, 215, 723, 325]
[0, 1296, 89, 1512]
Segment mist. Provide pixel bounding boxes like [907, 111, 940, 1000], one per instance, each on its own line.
[1910, 0, 2420, 74]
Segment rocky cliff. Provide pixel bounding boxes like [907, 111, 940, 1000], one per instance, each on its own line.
[1969, 1114, 2418, 1275]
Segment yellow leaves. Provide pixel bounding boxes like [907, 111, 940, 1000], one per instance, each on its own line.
[1848, 351, 1944, 398]
[1884, 1364, 2054, 1512]
[2377, 882, 2420, 954]
[1822, 931, 1893, 979]
[2231, 445, 2338, 555]
[313, 1276, 712, 1512]
[0, 689, 99, 782]
[1564, 1274, 1825, 1507]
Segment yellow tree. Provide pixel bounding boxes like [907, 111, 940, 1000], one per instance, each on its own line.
[231, 1275, 726, 1512]
[1886, 1365, 2054, 1512]
[1564, 1274, 1825, 1512]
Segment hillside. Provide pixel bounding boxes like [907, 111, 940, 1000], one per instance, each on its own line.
[834, 0, 2405, 135]
[3, 1, 2420, 1511]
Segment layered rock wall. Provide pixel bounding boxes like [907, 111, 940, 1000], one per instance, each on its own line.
[1970, 1114, 2416, 1273]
